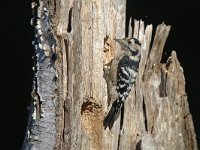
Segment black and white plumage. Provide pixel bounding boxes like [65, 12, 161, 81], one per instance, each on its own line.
[103, 37, 141, 129]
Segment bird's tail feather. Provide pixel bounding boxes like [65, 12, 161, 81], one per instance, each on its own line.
[103, 101, 122, 129]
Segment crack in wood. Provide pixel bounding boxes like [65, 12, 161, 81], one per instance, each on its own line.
[142, 98, 148, 132]
[136, 139, 142, 150]
[67, 7, 73, 33]
[117, 133, 121, 150]
[159, 68, 167, 97]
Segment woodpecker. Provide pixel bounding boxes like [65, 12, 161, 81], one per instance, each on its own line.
[103, 37, 141, 129]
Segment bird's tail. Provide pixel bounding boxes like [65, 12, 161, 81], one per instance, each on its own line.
[103, 101, 123, 129]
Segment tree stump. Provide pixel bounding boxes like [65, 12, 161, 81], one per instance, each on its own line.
[23, 0, 197, 149]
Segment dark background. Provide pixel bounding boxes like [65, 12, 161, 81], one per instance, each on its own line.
[0, 0, 199, 149]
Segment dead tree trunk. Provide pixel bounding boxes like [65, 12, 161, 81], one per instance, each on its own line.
[23, 0, 197, 149]
[122, 19, 198, 150]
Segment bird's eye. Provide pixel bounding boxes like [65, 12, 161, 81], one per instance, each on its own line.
[128, 40, 132, 44]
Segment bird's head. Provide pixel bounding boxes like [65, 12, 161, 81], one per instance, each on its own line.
[114, 37, 141, 56]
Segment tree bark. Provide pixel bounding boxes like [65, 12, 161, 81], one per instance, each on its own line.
[23, 0, 197, 150]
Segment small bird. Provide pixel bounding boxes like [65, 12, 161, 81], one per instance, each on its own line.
[103, 37, 141, 129]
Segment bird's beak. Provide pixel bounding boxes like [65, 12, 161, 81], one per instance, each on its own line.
[114, 38, 124, 45]
[114, 38, 120, 42]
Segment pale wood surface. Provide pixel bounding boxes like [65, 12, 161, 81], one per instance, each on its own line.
[23, 0, 197, 149]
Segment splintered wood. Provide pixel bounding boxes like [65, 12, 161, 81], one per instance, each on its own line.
[116, 18, 197, 150]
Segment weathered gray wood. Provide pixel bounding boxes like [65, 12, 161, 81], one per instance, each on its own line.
[23, 0, 197, 149]
[124, 18, 197, 150]
[56, 0, 126, 149]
